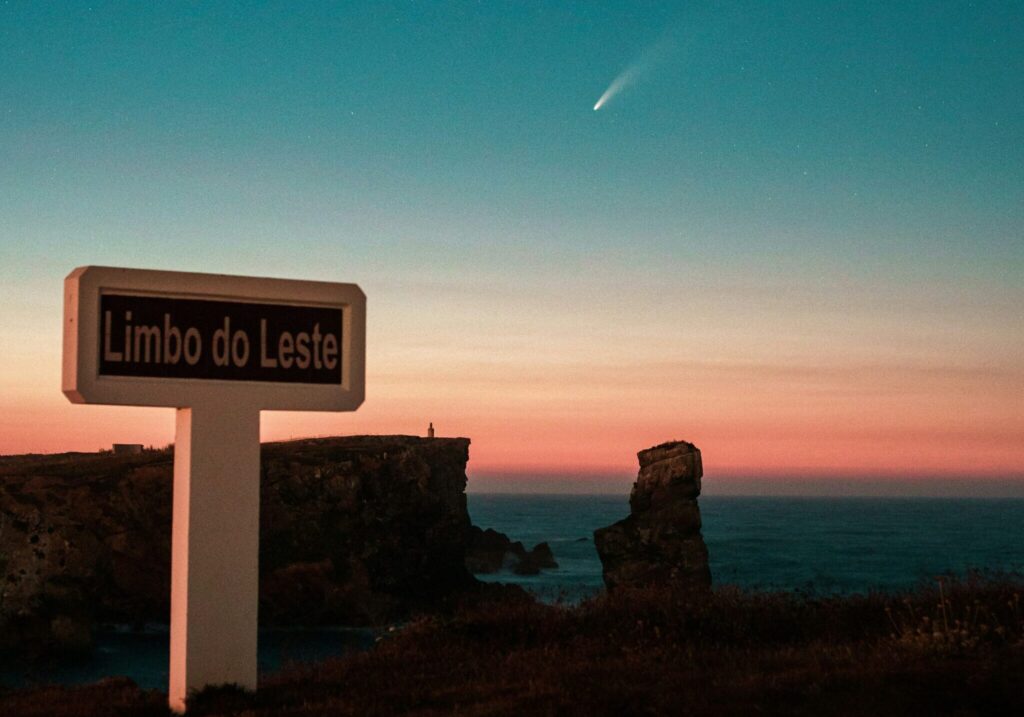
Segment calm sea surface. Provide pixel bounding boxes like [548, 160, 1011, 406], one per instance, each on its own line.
[6, 494, 1024, 689]
[468, 494, 1024, 600]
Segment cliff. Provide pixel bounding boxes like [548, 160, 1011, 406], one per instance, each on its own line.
[0, 436, 477, 655]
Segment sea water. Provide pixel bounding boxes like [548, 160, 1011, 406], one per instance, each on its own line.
[0, 626, 376, 691]
[468, 494, 1024, 599]
[5, 494, 1023, 689]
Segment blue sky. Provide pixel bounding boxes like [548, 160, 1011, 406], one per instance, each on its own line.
[4, 2, 1022, 272]
[1, 2, 1022, 488]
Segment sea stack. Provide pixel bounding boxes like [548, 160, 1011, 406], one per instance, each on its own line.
[594, 440, 711, 591]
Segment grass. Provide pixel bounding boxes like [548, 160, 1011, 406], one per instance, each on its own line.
[2, 574, 1023, 716]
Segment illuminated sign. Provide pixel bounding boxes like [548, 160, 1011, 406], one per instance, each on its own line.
[63, 266, 366, 712]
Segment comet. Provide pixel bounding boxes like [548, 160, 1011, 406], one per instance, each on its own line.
[593, 69, 637, 111]
[593, 32, 676, 111]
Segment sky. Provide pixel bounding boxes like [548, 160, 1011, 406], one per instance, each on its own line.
[1, 2, 1022, 494]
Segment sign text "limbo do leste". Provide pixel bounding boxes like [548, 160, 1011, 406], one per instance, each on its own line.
[99, 294, 342, 384]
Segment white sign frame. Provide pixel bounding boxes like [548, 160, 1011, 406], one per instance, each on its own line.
[63, 265, 365, 410]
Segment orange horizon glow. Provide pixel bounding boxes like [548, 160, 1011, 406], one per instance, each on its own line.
[3, 347, 1021, 483]
[2, 261, 1021, 487]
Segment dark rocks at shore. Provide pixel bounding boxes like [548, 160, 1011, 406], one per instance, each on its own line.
[464, 526, 559, 576]
[0, 435, 485, 657]
[593, 440, 711, 591]
[514, 542, 558, 576]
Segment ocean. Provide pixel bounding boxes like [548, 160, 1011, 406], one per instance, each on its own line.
[468, 494, 1024, 599]
[5, 494, 1024, 689]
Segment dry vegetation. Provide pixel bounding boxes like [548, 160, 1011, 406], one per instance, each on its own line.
[2, 574, 1023, 716]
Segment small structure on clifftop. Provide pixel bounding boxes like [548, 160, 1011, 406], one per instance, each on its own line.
[593, 440, 711, 591]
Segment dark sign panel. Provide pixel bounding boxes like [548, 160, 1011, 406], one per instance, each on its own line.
[98, 293, 343, 384]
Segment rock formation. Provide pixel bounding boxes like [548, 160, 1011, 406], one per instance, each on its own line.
[593, 440, 711, 591]
[0, 436, 482, 656]
[464, 526, 558, 576]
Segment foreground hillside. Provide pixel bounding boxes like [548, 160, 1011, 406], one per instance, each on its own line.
[2, 576, 1022, 716]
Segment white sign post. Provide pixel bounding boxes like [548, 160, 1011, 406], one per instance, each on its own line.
[62, 266, 366, 712]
